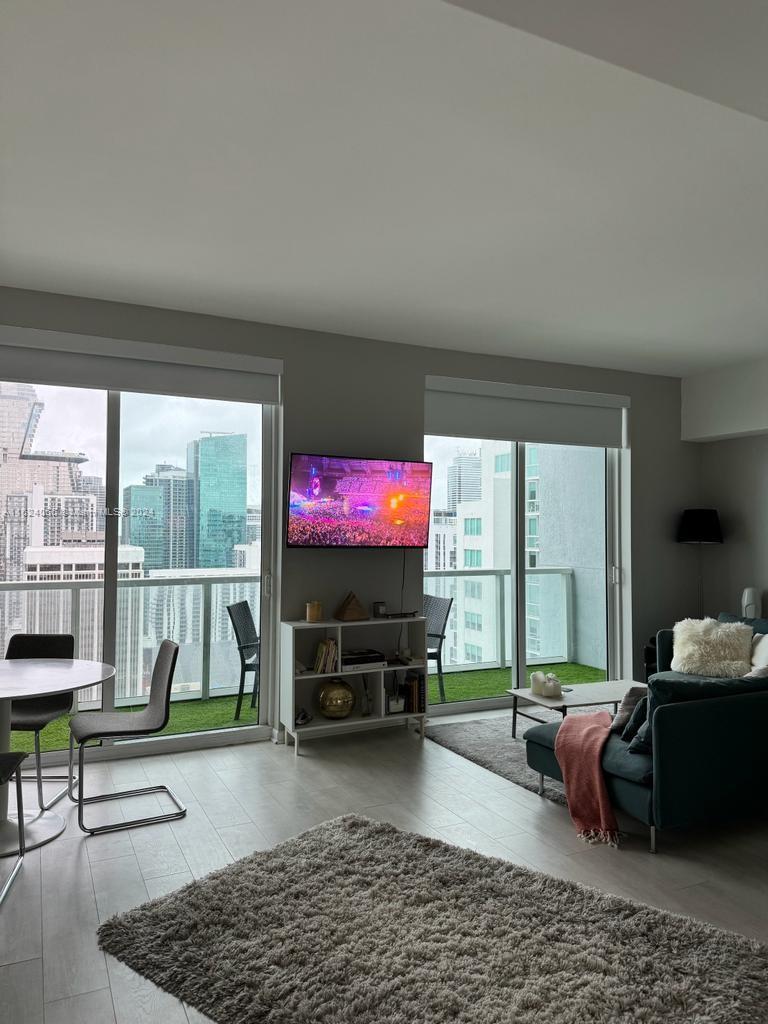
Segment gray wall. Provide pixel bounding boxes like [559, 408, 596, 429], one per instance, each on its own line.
[699, 434, 768, 617]
[0, 286, 701, 676]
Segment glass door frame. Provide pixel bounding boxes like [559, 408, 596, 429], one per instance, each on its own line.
[425, 436, 628, 716]
[40, 392, 277, 765]
[515, 442, 626, 690]
[424, 438, 518, 717]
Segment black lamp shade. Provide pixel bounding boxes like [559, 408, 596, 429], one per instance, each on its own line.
[677, 508, 723, 544]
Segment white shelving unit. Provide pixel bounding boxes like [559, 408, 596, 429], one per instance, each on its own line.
[280, 616, 428, 755]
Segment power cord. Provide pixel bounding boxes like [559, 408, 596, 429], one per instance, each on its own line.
[397, 547, 406, 654]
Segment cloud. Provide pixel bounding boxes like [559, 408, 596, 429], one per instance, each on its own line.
[31, 385, 263, 504]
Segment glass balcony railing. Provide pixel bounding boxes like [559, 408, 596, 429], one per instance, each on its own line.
[0, 572, 260, 715]
[423, 567, 605, 703]
[424, 567, 573, 670]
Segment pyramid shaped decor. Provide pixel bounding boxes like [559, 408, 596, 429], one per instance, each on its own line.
[334, 592, 369, 621]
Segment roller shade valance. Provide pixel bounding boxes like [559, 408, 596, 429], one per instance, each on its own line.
[0, 326, 282, 404]
[425, 376, 629, 448]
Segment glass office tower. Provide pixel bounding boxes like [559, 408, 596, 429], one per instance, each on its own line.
[122, 484, 165, 570]
[187, 433, 247, 568]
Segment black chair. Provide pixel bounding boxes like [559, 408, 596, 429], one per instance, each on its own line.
[0, 753, 26, 908]
[424, 594, 453, 703]
[8, 633, 76, 811]
[226, 601, 260, 721]
[67, 640, 186, 835]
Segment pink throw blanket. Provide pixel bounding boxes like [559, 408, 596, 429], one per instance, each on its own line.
[554, 711, 619, 846]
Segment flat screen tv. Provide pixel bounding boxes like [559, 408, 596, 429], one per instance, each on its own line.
[286, 453, 433, 548]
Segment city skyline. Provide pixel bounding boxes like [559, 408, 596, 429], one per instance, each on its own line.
[424, 437, 607, 688]
[0, 380, 262, 705]
[25, 384, 262, 504]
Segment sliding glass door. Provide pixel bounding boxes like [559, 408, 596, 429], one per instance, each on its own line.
[3, 375, 271, 752]
[424, 434, 612, 708]
[522, 443, 607, 685]
[115, 393, 265, 737]
[424, 436, 517, 704]
[1, 380, 108, 749]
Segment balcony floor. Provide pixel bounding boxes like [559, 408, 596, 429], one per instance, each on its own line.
[13, 664, 604, 753]
[11, 694, 260, 754]
[429, 662, 606, 704]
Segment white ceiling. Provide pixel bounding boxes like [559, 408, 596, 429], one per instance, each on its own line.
[2, 0, 768, 377]
[447, 1, 768, 123]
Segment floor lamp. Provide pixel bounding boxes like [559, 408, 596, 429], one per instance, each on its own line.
[677, 508, 723, 617]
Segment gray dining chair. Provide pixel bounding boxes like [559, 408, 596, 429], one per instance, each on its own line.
[226, 600, 260, 720]
[0, 753, 26, 908]
[424, 594, 453, 703]
[67, 639, 186, 835]
[8, 633, 76, 811]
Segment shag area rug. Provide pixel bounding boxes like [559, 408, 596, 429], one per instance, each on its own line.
[98, 816, 768, 1024]
[426, 713, 568, 804]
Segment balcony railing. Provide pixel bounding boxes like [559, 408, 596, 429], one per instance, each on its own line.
[2, 566, 573, 713]
[424, 567, 573, 673]
[0, 573, 260, 711]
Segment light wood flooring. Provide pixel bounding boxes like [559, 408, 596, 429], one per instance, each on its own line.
[2, 714, 767, 1023]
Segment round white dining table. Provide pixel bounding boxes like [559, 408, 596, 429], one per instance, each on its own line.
[0, 658, 115, 856]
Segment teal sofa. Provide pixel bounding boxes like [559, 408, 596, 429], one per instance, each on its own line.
[525, 613, 768, 852]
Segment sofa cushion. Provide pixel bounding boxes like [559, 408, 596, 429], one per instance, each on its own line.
[670, 617, 752, 678]
[610, 685, 647, 733]
[524, 722, 559, 748]
[602, 734, 654, 785]
[524, 722, 653, 786]
[718, 611, 768, 635]
[628, 718, 653, 756]
[620, 696, 648, 742]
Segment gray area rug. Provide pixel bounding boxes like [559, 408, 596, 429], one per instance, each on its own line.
[426, 712, 568, 804]
[98, 816, 768, 1024]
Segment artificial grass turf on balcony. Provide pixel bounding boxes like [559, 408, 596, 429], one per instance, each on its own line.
[427, 661, 606, 704]
[13, 664, 603, 753]
[10, 693, 260, 754]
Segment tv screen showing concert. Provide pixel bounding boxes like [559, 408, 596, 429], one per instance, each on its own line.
[286, 454, 433, 548]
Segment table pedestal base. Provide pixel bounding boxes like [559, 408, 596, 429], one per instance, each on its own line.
[0, 810, 66, 856]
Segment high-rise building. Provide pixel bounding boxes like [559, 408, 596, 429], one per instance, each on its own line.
[233, 540, 261, 570]
[187, 434, 247, 568]
[246, 505, 261, 543]
[23, 544, 144, 700]
[0, 381, 88, 578]
[122, 484, 165, 569]
[431, 439, 606, 676]
[446, 451, 481, 514]
[78, 474, 107, 530]
[0, 381, 91, 650]
[122, 464, 194, 571]
[425, 509, 456, 572]
[143, 464, 193, 569]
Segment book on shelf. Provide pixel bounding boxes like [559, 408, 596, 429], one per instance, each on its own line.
[342, 648, 387, 672]
[313, 641, 326, 673]
[384, 670, 426, 715]
[313, 638, 338, 674]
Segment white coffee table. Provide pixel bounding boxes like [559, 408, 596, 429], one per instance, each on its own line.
[506, 679, 646, 738]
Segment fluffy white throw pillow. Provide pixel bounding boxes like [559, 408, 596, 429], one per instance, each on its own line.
[671, 617, 753, 678]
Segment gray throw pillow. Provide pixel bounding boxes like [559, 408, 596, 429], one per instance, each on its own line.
[620, 696, 648, 743]
[611, 686, 647, 733]
[629, 718, 652, 755]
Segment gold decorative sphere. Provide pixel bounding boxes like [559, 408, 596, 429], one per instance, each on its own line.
[318, 678, 356, 719]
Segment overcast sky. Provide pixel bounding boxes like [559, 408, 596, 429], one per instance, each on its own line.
[33, 386, 263, 504]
